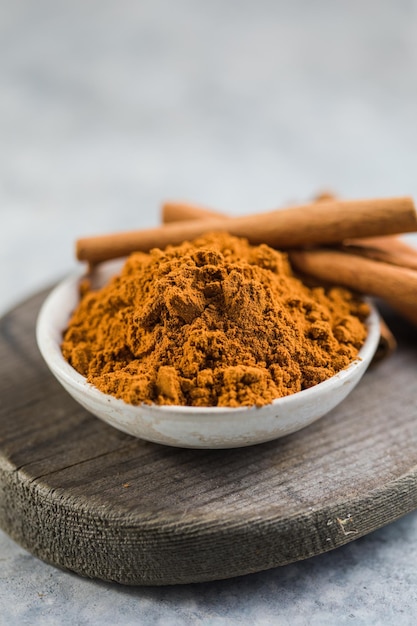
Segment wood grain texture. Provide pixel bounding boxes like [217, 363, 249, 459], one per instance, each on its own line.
[0, 290, 417, 585]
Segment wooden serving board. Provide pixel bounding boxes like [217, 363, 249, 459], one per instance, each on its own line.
[1, 289, 417, 586]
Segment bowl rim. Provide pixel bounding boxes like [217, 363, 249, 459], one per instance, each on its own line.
[36, 266, 381, 415]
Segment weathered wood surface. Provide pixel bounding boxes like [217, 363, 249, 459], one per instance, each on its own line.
[0, 289, 417, 586]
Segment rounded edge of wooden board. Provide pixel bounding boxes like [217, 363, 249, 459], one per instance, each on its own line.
[1, 459, 417, 585]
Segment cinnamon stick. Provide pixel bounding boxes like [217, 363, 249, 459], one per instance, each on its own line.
[162, 201, 220, 223]
[310, 192, 417, 270]
[162, 201, 417, 268]
[289, 249, 417, 326]
[77, 196, 417, 265]
[341, 236, 417, 271]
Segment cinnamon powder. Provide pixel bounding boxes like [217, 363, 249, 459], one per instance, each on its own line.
[62, 233, 369, 407]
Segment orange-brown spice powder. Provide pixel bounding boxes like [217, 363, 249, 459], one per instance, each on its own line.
[62, 233, 369, 407]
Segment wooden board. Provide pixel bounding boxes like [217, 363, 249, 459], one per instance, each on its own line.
[0, 289, 417, 586]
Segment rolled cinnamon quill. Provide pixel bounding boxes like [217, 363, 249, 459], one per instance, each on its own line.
[163, 200, 417, 270]
[341, 236, 417, 271]
[77, 196, 417, 265]
[162, 201, 220, 223]
[290, 249, 417, 326]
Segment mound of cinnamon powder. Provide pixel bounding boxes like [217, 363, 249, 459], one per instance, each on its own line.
[62, 233, 370, 407]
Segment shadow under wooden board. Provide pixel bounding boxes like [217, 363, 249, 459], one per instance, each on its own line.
[0, 288, 417, 586]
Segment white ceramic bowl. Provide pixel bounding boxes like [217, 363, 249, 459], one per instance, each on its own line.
[36, 262, 380, 449]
